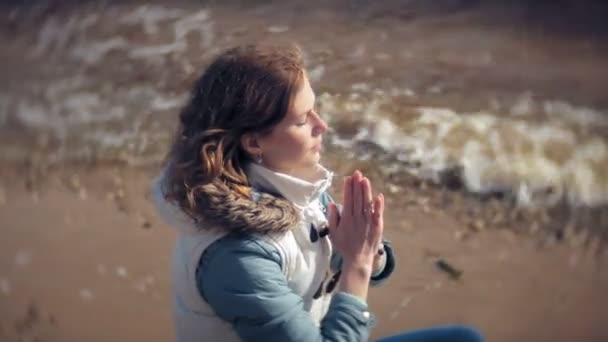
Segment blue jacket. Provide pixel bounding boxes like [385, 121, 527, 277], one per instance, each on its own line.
[195, 193, 396, 341]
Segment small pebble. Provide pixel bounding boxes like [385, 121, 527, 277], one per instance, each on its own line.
[0, 187, 6, 205]
[568, 254, 579, 268]
[374, 52, 391, 61]
[64, 215, 73, 226]
[132, 281, 147, 293]
[491, 212, 505, 225]
[469, 219, 486, 232]
[266, 25, 288, 33]
[78, 188, 88, 200]
[48, 313, 57, 326]
[529, 221, 541, 234]
[106, 191, 116, 201]
[136, 212, 152, 229]
[387, 183, 401, 194]
[25, 302, 40, 323]
[79, 288, 94, 300]
[453, 230, 468, 241]
[389, 296, 412, 321]
[399, 221, 414, 233]
[116, 266, 128, 278]
[116, 188, 125, 199]
[97, 264, 107, 275]
[435, 258, 463, 280]
[428, 85, 443, 94]
[15, 250, 32, 267]
[0, 277, 10, 295]
[416, 196, 428, 205]
[112, 174, 124, 187]
[70, 174, 81, 189]
[14, 302, 40, 334]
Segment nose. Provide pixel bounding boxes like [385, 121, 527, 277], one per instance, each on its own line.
[311, 111, 328, 135]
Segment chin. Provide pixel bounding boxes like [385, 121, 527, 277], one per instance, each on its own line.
[310, 155, 321, 165]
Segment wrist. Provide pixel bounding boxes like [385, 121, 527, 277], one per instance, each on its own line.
[339, 261, 373, 301]
[342, 258, 374, 279]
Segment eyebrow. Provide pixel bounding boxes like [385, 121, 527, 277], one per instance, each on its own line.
[295, 94, 316, 118]
[296, 111, 309, 122]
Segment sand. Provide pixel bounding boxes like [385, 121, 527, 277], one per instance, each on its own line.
[0, 163, 607, 342]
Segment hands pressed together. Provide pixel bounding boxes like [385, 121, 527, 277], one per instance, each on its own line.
[326, 170, 385, 300]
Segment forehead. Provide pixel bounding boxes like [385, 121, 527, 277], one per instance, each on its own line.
[289, 77, 314, 116]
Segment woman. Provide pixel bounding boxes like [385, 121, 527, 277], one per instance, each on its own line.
[152, 44, 484, 342]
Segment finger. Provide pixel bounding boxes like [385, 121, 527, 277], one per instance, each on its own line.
[374, 193, 384, 216]
[371, 193, 385, 242]
[363, 176, 373, 204]
[353, 171, 363, 217]
[342, 176, 353, 217]
[361, 177, 373, 222]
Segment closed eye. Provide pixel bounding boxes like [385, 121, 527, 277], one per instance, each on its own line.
[295, 112, 311, 126]
[296, 118, 308, 126]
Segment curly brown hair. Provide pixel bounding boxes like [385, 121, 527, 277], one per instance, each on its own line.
[162, 44, 305, 225]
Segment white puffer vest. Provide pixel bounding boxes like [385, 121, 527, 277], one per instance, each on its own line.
[152, 163, 336, 342]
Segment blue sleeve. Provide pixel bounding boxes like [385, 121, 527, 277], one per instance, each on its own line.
[370, 240, 396, 286]
[329, 240, 396, 287]
[196, 235, 373, 342]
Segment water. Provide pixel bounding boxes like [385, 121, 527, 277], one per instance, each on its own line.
[318, 92, 608, 207]
[1, 2, 607, 208]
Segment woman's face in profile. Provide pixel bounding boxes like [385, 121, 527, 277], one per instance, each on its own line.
[256, 75, 328, 178]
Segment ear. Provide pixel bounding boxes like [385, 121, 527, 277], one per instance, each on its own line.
[240, 133, 263, 158]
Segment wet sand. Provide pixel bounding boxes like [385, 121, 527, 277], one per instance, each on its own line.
[0, 164, 607, 342]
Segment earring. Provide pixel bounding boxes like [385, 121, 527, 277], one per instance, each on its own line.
[256, 153, 263, 164]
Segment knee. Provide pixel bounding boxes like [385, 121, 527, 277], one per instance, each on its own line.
[444, 325, 485, 342]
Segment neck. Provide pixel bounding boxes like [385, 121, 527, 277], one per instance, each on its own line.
[246, 162, 333, 208]
[267, 165, 319, 183]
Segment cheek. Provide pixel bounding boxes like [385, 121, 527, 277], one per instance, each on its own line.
[266, 131, 311, 161]
[279, 137, 310, 158]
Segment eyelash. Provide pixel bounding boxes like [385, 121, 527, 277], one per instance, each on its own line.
[297, 110, 320, 126]
[296, 113, 310, 126]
